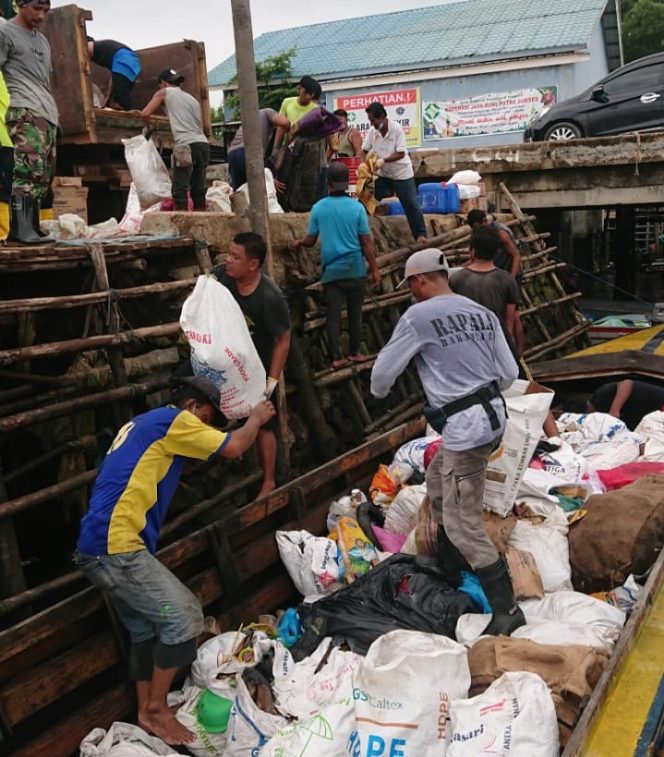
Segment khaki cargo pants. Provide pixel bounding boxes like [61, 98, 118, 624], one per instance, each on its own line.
[425, 439, 500, 571]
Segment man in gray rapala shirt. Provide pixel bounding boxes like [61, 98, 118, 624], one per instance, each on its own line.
[141, 68, 209, 211]
[371, 248, 524, 636]
[0, 0, 58, 245]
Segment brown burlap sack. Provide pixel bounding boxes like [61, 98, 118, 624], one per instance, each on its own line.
[568, 474, 664, 593]
[468, 637, 609, 746]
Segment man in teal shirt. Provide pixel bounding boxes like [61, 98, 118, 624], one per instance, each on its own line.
[292, 161, 380, 369]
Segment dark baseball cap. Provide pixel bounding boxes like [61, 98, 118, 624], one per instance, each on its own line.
[328, 161, 349, 191]
[158, 68, 185, 85]
[175, 376, 227, 426]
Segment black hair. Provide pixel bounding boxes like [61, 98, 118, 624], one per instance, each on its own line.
[334, 108, 348, 118]
[298, 75, 320, 96]
[466, 209, 487, 227]
[171, 383, 212, 409]
[233, 231, 267, 266]
[365, 102, 387, 119]
[470, 227, 500, 260]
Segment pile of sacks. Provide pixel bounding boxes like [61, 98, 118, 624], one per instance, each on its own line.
[81, 384, 664, 756]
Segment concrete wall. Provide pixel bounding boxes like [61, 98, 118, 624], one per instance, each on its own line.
[322, 22, 610, 150]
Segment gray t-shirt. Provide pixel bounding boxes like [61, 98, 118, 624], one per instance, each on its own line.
[0, 22, 58, 125]
[371, 293, 518, 450]
[228, 107, 276, 154]
[450, 268, 519, 327]
[163, 86, 207, 147]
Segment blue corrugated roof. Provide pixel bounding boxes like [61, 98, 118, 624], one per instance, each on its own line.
[209, 0, 608, 87]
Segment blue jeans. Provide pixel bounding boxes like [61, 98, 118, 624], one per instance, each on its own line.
[228, 146, 246, 190]
[376, 175, 426, 240]
[75, 550, 203, 673]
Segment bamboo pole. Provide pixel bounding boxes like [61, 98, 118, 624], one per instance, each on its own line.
[0, 369, 75, 387]
[314, 357, 377, 387]
[303, 292, 411, 331]
[0, 378, 170, 434]
[0, 323, 181, 366]
[0, 279, 196, 315]
[519, 292, 583, 317]
[0, 469, 97, 521]
[524, 322, 590, 362]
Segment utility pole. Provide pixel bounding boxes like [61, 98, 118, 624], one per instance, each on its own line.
[230, 0, 269, 242]
[230, 0, 292, 481]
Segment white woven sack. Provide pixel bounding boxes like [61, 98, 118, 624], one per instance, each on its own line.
[180, 276, 266, 419]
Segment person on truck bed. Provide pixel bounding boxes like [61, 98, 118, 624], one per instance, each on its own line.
[0, 0, 57, 245]
[371, 248, 523, 637]
[75, 376, 275, 745]
[141, 67, 209, 211]
[86, 37, 142, 111]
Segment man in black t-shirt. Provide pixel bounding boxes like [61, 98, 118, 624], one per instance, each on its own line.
[211, 232, 292, 497]
[589, 379, 664, 430]
[87, 38, 141, 110]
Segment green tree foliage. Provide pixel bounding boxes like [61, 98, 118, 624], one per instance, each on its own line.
[621, 0, 664, 62]
[224, 49, 296, 120]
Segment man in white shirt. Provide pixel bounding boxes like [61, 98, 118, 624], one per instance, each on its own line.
[362, 101, 426, 242]
[371, 248, 523, 637]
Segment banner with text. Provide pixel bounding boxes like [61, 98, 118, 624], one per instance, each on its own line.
[423, 86, 558, 139]
[334, 88, 422, 148]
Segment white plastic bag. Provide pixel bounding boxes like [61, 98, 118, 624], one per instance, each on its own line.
[272, 637, 361, 719]
[352, 630, 470, 755]
[180, 276, 266, 419]
[447, 672, 559, 756]
[484, 381, 554, 516]
[457, 184, 481, 200]
[276, 530, 342, 596]
[80, 722, 178, 757]
[392, 436, 440, 474]
[507, 508, 572, 593]
[224, 674, 287, 757]
[448, 170, 481, 185]
[384, 484, 427, 536]
[122, 135, 172, 210]
[206, 180, 233, 213]
[190, 631, 274, 690]
[520, 590, 626, 634]
[235, 168, 284, 214]
[119, 183, 161, 234]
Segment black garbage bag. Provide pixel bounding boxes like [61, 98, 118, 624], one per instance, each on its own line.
[293, 554, 476, 656]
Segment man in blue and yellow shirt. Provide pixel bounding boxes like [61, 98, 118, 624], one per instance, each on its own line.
[76, 376, 275, 745]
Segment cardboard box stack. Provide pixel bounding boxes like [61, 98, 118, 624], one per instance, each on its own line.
[52, 177, 89, 223]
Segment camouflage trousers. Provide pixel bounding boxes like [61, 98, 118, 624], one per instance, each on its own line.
[6, 107, 56, 200]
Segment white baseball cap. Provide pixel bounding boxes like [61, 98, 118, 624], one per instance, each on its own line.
[397, 248, 450, 289]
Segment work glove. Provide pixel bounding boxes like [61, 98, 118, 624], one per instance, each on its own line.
[265, 376, 278, 399]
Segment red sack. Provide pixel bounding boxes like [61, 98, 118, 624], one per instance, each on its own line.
[598, 461, 664, 490]
[423, 438, 442, 470]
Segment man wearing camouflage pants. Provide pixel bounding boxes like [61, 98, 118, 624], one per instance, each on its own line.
[0, 0, 57, 245]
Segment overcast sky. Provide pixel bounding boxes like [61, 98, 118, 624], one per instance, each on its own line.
[51, 0, 459, 74]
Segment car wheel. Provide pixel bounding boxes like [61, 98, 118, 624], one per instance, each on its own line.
[543, 122, 583, 141]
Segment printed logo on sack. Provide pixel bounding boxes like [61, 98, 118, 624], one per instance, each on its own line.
[185, 329, 212, 345]
[352, 689, 404, 710]
[347, 730, 407, 757]
[438, 693, 450, 740]
[224, 346, 250, 383]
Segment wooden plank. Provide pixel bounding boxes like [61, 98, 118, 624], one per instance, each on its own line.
[43, 6, 95, 141]
[0, 630, 120, 727]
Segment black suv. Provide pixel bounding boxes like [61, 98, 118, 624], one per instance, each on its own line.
[524, 52, 664, 141]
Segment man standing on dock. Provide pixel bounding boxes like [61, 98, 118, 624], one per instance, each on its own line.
[0, 0, 58, 245]
[370, 248, 523, 636]
[75, 376, 275, 744]
[141, 68, 209, 211]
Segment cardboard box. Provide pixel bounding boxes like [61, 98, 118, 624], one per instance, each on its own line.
[53, 176, 82, 187]
[52, 186, 89, 223]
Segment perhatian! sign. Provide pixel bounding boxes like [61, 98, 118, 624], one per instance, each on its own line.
[423, 86, 558, 139]
[334, 88, 422, 148]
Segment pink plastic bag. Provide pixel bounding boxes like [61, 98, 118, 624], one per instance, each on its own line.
[424, 439, 442, 470]
[372, 525, 407, 554]
[598, 461, 664, 490]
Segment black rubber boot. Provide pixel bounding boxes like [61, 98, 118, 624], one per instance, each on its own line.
[475, 557, 526, 636]
[437, 526, 472, 588]
[7, 195, 48, 245]
[32, 200, 48, 238]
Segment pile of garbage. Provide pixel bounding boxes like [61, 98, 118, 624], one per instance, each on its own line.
[81, 382, 664, 756]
